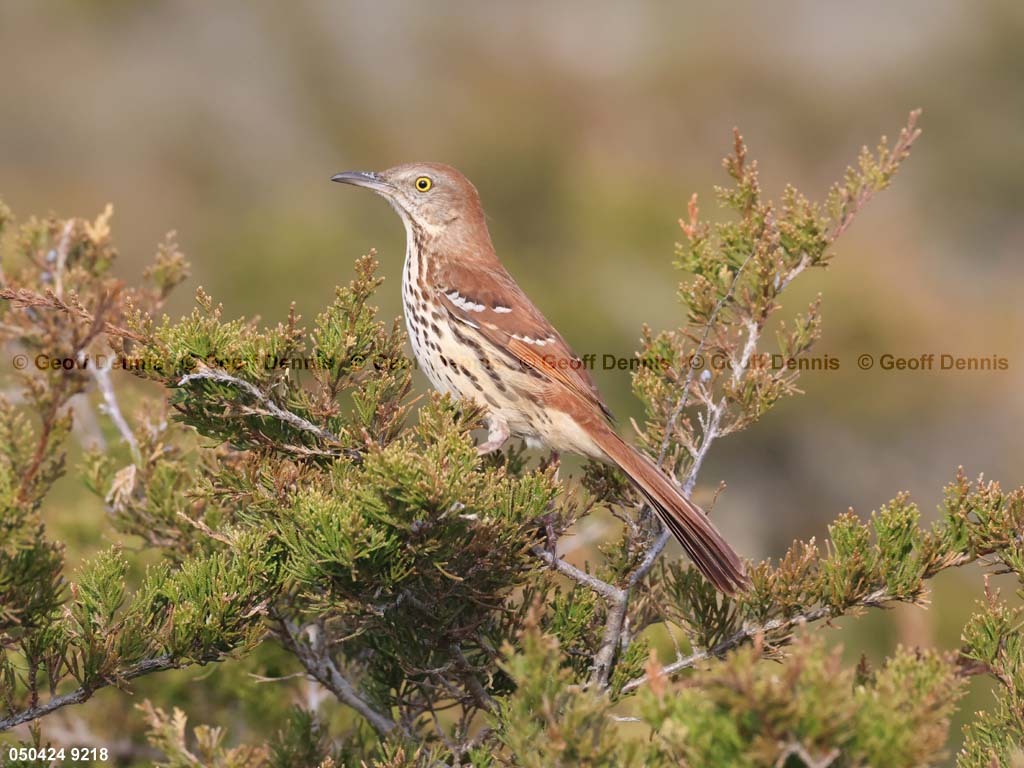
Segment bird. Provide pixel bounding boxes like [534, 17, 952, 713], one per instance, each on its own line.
[332, 163, 748, 594]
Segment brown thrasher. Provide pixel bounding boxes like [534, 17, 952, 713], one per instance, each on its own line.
[332, 163, 748, 594]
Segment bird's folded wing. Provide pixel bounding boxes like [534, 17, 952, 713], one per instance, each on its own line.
[435, 261, 613, 421]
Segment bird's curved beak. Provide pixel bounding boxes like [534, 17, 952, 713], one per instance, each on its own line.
[331, 171, 394, 195]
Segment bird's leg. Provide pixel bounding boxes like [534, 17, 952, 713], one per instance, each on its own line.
[477, 415, 510, 455]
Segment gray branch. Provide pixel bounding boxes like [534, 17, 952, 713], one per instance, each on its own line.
[589, 250, 760, 689]
[279, 618, 405, 739]
[450, 644, 496, 713]
[620, 589, 891, 694]
[657, 252, 756, 466]
[531, 545, 624, 602]
[89, 356, 142, 464]
[178, 368, 340, 443]
[176, 368, 363, 461]
[53, 220, 73, 301]
[540, 115, 920, 689]
[0, 656, 177, 732]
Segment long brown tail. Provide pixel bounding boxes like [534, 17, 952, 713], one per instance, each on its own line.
[592, 429, 749, 594]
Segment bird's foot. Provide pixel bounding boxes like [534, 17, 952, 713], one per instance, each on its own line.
[476, 418, 510, 455]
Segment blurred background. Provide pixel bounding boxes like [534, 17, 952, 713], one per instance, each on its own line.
[1, 0, 1021, 762]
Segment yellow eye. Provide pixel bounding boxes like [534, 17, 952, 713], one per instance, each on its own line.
[415, 176, 433, 192]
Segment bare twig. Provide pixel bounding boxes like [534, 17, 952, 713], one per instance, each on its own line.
[591, 212, 827, 688]
[636, 257, 759, 584]
[177, 368, 362, 462]
[530, 545, 624, 603]
[777, 253, 811, 294]
[450, 644, 496, 713]
[620, 590, 891, 694]
[89, 356, 142, 464]
[0, 287, 145, 343]
[775, 743, 841, 768]
[0, 656, 178, 732]
[277, 617, 406, 739]
[590, 597, 631, 688]
[179, 368, 338, 442]
[657, 253, 756, 467]
[14, 294, 114, 504]
[248, 671, 308, 684]
[459, 725, 495, 757]
[589, 405, 723, 687]
[589, 242, 760, 689]
[53, 220, 73, 301]
[623, 544, 997, 693]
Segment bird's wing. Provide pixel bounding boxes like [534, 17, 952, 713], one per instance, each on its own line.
[434, 260, 613, 421]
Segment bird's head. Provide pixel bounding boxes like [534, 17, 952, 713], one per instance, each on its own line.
[332, 162, 484, 234]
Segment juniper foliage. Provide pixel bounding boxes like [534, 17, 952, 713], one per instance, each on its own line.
[1, 112, 1022, 767]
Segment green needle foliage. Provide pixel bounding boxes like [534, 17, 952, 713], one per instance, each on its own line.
[1, 112, 1022, 767]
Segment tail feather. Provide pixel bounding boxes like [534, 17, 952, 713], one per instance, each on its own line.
[593, 430, 748, 594]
